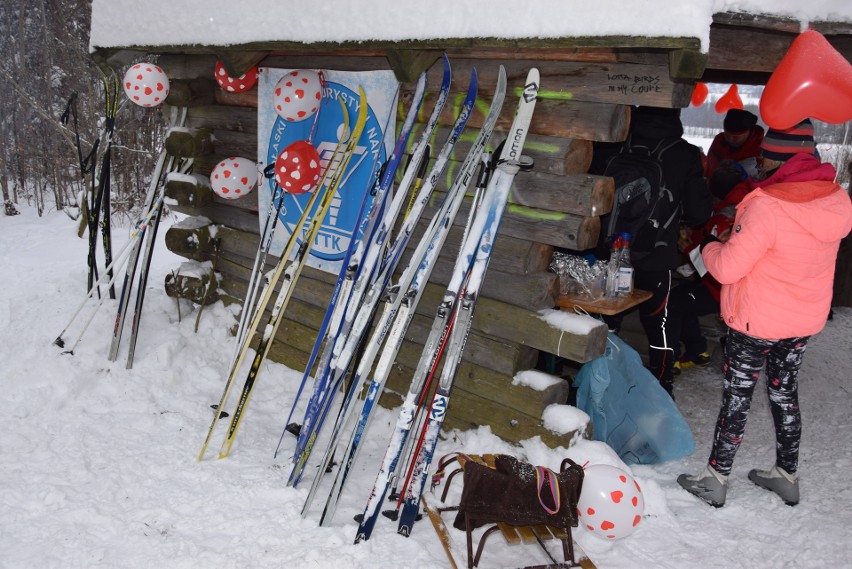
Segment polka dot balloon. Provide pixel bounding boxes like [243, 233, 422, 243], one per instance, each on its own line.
[210, 157, 257, 200]
[273, 70, 323, 122]
[123, 63, 170, 107]
[214, 60, 258, 94]
[274, 140, 322, 194]
[577, 464, 644, 540]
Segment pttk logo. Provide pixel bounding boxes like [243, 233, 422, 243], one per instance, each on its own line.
[266, 82, 387, 262]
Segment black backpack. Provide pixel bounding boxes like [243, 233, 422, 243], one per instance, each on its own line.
[599, 136, 682, 263]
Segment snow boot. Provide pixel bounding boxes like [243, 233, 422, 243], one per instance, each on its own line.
[677, 466, 727, 507]
[673, 352, 711, 374]
[748, 465, 799, 506]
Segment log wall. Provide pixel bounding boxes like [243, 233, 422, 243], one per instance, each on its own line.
[155, 48, 691, 448]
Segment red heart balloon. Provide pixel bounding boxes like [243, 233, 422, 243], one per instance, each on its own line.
[715, 84, 743, 114]
[691, 82, 709, 107]
[761, 30, 852, 129]
[214, 60, 258, 94]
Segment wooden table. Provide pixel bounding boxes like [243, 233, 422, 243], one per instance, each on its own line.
[555, 289, 652, 316]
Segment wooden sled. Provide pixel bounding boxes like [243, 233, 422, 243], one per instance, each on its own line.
[424, 454, 596, 569]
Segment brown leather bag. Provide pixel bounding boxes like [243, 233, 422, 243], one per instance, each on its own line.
[452, 455, 584, 530]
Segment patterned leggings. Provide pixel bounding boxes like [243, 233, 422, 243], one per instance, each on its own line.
[708, 328, 809, 476]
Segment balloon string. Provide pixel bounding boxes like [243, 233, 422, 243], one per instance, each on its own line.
[307, 70, 326, 145]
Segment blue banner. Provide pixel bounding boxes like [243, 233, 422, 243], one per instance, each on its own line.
[258, 68, 398, 274]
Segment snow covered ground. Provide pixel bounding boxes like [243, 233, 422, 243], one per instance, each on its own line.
[2, 205, 851, 568]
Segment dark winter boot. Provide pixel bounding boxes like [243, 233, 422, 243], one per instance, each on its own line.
[660, 379, 675, 400]
[677, 466, 727, 507]
[748, 465, 799, 506]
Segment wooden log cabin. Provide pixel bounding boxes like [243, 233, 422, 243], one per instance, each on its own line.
[90, 11, 852, 449]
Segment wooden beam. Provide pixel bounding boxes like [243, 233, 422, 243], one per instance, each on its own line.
[164, 127, 214, 158]
[711, 11, 807, 34]
[403, 89, 629, 142]
[158, 54, 217, 81]
[384, 49, 442, 83]
[404, 219, 553, 275]
[668, 49, 708, 81]
[443, 389, 584, 448]
[416, 283, 608, 364]
[214, 51, 268, 77]
[708, 24, 795, 73]
[164, 262, 219, 305]
[164, 78, 217, 107]
[423, 196, 600, 250]
[508, 172, 612, 217]
[165, 173, 214, 208]
[92, 36, 700, 60]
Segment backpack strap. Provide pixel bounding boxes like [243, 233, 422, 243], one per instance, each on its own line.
[652, 138, 683, 161]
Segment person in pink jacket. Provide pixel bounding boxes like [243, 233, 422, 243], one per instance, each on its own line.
[677, 119, 852, 507]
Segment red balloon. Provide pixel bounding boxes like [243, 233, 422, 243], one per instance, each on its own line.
[214, 60, 258, 94]
[714, 84, 743, 114]
[274, 140, 321, 194]
[760, 30, 852, 129]
[690, 82, 709, 107]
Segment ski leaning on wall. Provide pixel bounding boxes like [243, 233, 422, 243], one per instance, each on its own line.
[287, 65, 478, 490]
[196, 95, 356, 462]
[313, 66, 508, 527]
[355, 67, 540, 543]
[272, 64, 433, 461]
[53, 105, 189, 357]
[216, 88, 372, 460]
[294, 66, 487, 507]
[277, 55, 451, 473]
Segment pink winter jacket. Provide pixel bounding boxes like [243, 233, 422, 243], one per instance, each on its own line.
[702, 154, 852, 340]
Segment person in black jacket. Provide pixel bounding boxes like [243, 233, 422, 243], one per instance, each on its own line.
[590, 106, 713, 396]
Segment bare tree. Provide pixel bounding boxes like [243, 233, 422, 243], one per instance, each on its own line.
[0, 0, 164, 219]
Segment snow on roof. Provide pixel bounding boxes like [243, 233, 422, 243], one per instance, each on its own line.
[89, 0, 852, 55]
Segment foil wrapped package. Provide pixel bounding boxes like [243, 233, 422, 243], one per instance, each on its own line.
[549, 252, 607, 299]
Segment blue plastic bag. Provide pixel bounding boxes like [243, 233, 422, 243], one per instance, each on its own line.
[574, 333, 694, 464]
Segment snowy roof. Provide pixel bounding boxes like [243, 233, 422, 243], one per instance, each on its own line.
[89, 0, 852, 55]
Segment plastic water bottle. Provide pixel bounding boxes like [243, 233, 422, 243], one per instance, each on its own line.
[615, 231, 634, 296]
[606, 234, 622, 297]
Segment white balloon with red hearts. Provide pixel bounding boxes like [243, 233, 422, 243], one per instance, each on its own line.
[210, 157, 257, 200]
[123, 63, 170, 107]
[273, 70, 323, 122]
[274, 140, 322, 195]
[577, 464, 645, 540]
[214, 60, 258, 93]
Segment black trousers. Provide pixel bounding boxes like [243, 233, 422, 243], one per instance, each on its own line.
[666, 279, 721, 360]
[708, 328, 808, 476]
[605, 269, 675, 387]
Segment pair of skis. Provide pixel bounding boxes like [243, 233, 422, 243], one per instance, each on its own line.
[304, 66, 509, 528]
[272, 65, 434, 461]
[63, 72, 122, 301]
[198, 89, 371, 461]
[355, 68, 540, 542]
[286, 58, 478, 491]
[278, 55, 451, 480]
[54, 104, 189, 359]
